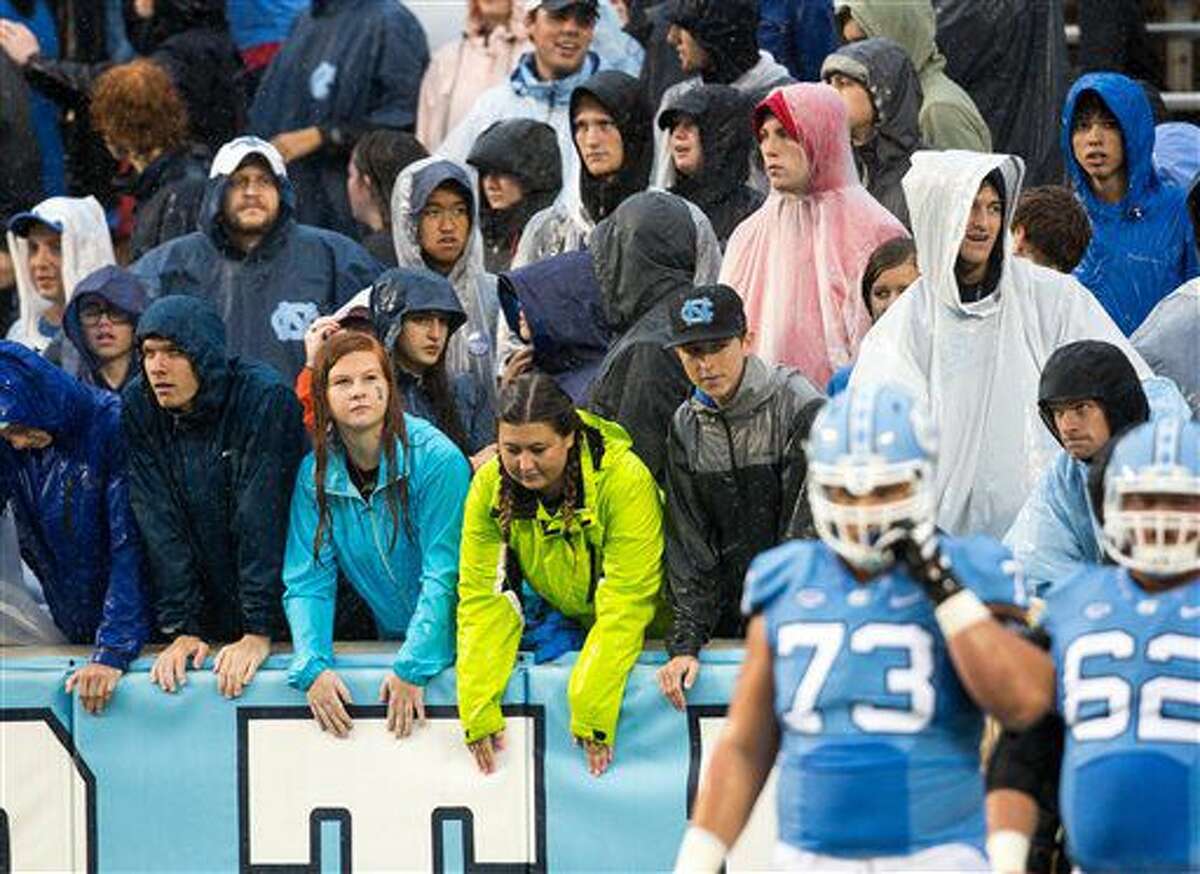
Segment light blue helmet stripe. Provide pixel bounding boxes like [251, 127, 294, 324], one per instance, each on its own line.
[1153, 417, 1180, 467]
[848, 383, 879, 457]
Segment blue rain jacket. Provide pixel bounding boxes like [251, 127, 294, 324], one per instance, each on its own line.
[1063, 73, 1200, 335]
[282, 416, 470, 690]
[758, 0, 837, 81]
[0, 342, 149, 667]
[122, 296, 305, 641]
[62, 266, 150, 392]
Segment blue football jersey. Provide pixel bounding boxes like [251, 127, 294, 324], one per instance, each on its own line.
[1042, 566, 1200, 873]
[744, 535, 1024, 857]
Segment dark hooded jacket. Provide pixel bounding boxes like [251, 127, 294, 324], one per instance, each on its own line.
[369, 267, 495, 456]
[821, 37, 923, 228]
[498, 250, 610, 404]
[1063, 74, 1200, 336]
[0, 341, 149, 668]
[131, 155, 382, 383]
[660, 84, 765, 245]
[0, 54, 42, 221]
[933, 0, 1067, 186]
[1037, 339, 1149, 459]
[758, 0, 838, 82]
[570, 71, 655, 225]
[589, 192, 704, 482]
[62, 266, 150, 393]
[121, 295, 304, 642]
[665, 355, 823, 654]
[126, 144, 210, 262]
[248, 0, 431, 238]
[23, 0, 244, 154]
[466, 120, 563, 274]
[666, 0, 764, 86]
[627, 1, 688, 110]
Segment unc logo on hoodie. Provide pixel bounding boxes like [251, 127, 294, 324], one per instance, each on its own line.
[309, 61, 337, 101]
[271, 301, 320, 342]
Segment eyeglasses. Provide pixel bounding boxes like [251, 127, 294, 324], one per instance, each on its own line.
[79, 302, 133, 326]
[419, 204, 471, 223]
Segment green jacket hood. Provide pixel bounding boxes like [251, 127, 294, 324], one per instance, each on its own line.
[838, 0, 944, 76]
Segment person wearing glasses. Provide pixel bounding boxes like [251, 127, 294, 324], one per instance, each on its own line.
[62, 266, 148, 393]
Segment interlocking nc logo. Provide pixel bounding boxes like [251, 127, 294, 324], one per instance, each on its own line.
[309, 61, 337, 101]
[680, 297, 714, 326]
[271, 301, 321, 342]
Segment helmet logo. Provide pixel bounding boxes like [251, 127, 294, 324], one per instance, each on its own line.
[680, 297, 714, 326]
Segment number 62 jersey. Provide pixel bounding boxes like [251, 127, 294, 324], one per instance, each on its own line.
[744, 535, 1025, 859]
[1041, 565, 1200, 873]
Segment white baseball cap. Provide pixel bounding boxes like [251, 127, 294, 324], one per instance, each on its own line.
[209, 136, 288, 180]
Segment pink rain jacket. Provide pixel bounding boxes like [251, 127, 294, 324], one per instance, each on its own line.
[718, 83, 906, 387]
[416, 1, 529, 150]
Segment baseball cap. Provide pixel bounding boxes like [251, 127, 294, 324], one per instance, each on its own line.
[6, 210, 63, 238]
[665, 284, 747, 349]
[209, 136, 288, 180]
[530, 0, 599, 17]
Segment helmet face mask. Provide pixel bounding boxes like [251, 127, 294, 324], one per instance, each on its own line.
[805, 383, 937, 574]
[1100, 418, 1200, 579]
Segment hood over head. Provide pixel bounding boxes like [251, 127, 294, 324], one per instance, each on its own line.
[902, 149, 1024, 312]
[836, 0, 943, 75]
[658, 83, 756, 201]
[392, 157, 486, 281]
[590, 189, 721, 332]
[1037, 339, 1150, 449]
[0, 340, 99, 443]
[755, 83, 859, 195]
[62, 266, 149, 384]
[200, 137, 296, 256]
[821, 37, 922, 165]
[125, 0, 228, 53]
[370, 266, 468, 357]
[467, 119, 563, 252]
[6, 196, 116, 352]
[1061, 73, 1157, 214]
[498, 250, 609, 396]
[569, 70, 654, 223]
[134, 295, 230, 421]
[666, 0, 762, 84]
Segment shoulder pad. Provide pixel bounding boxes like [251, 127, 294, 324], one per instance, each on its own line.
[741, 540, 816, 617]
[943, 535, 1028, 609]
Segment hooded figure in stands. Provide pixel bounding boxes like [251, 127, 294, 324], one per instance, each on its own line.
[1005, 340, 1191, 594]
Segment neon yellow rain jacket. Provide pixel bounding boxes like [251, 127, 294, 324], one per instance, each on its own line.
[456, 411, 663, 746]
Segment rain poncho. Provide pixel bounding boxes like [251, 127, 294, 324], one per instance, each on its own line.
[131, 139, 381, 383]
[718, 84, 907, 389]
[283, 417, 471, 690]
[438, 50, 604, 191]
[1153, 122, 1200, 192]
[932, 0, 1068, 186]
[391, 158, 500, 404]
[62, 266, 149, 392]
[821, 37, 924, 228]
[1063, 73, 1200, 335]
[466, 119, 563, 273]
[850, 150, 1151, 538]
[570, 71, 654, 225]
[589, 190, 722, 482]
[416, 0, 529, 151]
[836, 0, 991, 153]
[0, 341, 149, 668]
[498, 250, 610, 404]
[126, 145, 209, 262]
[1005, 340, 1189, 596]
[6, 196, 115, 354]
[659, 84, 765, 246]
[248, 0, 431, 238]
[1132, 278, 1200, 419]
[122, 295, 305, 642]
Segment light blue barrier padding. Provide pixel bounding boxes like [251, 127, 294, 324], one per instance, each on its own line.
[0, 647, 748, 872]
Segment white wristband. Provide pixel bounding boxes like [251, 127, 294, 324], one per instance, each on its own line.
[987, 829, 1031, 873]
[934, 589, 991, 638]
[673, 826, 728, 873]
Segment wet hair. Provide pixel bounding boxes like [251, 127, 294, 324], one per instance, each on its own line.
[1071, 90, 1119, 130]
[1012, 185, 1092, 272]
[495, 373, 604, 542]
[392, 313, 470, 454]
[311, 331, 411, 560]
[861, 236, 917, 313]
[351, 130, 429, 230]
[90, 59, 189, 157]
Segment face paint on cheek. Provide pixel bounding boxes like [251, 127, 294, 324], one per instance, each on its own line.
[374, 385, 386, 405]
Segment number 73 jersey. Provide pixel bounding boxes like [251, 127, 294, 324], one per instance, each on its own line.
[744, 535, 1025, 858]
[1041, 566, 1200, 873]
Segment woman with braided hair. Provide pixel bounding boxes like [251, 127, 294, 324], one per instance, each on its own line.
[282, 331, 470, 740]
[456, 373, 665, 777]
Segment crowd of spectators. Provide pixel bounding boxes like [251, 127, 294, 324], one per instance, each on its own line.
[0, 0, 1198, 868]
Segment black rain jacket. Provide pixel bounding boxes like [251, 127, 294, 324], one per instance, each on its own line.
[570, 71, 655, 225]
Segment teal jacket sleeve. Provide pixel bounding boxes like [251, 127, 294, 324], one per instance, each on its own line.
[282, 457, 339, 691]
[392, 436, 471, 685]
